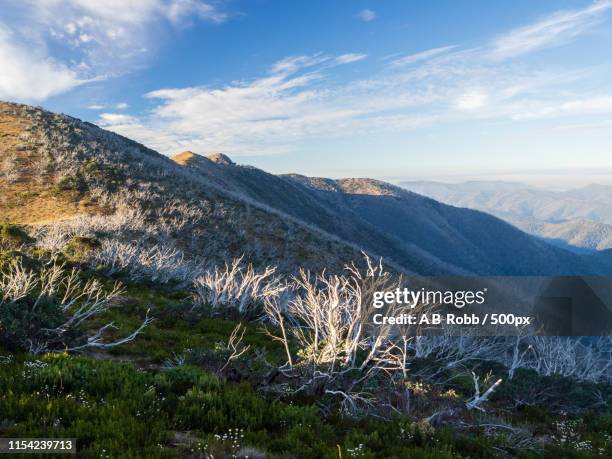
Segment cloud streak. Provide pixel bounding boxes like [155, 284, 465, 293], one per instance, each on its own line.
[100, 51, 439, 155]
[88, 102, 129, 110]
[386, 46, 457, 68]
[335, 53, 368, 64]
[0, 0, 225, 102]
[491, 0, 612, 58]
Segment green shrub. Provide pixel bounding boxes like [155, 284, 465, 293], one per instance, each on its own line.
[0, 224, 34, 248]
[64, 236, 101, 260]
[0, 355, 172, 458]
[53, 175, 83, 193]
[0, 355, 337, 458]
[495, 368, 610, 412]
[1, 347, 609, 458]
[0, 249, 28, 269]
[1, 250, 610, 458]
[17, 190, 39, 199]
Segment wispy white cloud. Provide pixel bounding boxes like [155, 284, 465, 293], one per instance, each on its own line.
[455, 90, 488, 111]
[0, 25, 84, 101]
[0, 0, 225, 102]
[387, 45, 457, 68]
[98, 113, 138, 124]
[102, 48, 539, 155]
[491, 0, 612, 59]
[269, 53, 368, 75]
[88, 102, 129, 110]
[165, 0, 227, 25]
[335, 53, 368, 64]
[98, 51, 442, 155]
[508, 95, 612, 120]
[270, 54, 330, 74]
[357, 9, 376, 22]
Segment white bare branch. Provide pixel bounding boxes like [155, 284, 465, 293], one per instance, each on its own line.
[466, 371, 503, 411]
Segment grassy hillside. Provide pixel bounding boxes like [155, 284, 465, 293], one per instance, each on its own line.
[3, 100, 609, 276]
[0, 104, 90, 223]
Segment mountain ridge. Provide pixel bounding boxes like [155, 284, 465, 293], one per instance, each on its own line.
[2, 99, 612, 276]
[171, 150, 612, 275]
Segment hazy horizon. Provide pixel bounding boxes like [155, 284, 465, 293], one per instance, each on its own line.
[386, 171, 612, 191]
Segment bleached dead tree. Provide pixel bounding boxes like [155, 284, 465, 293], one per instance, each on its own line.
[33, 203, 207, 285]
[506, 335, 533, 380]
[93, 239, 202, 283]
[219, 323, 251, 373]
[68, 310, 153, 351]
[1, 151, 20, 183]
[465, 371, 503, 411]
[0, 259, 151, 354]
[262, 255, 413, 416]
[521, 336, 612, 382]
[412, 335, 611, 383]
[193, 257, 287, 319]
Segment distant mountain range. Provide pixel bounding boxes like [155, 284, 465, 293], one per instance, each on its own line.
[2, 99, 612, 276]
[400, 181, 612, 252]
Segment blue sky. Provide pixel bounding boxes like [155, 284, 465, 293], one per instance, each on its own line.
[1, 1, 612, 187]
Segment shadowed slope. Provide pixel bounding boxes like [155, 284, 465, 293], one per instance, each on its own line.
[174, 152, 612, 275]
